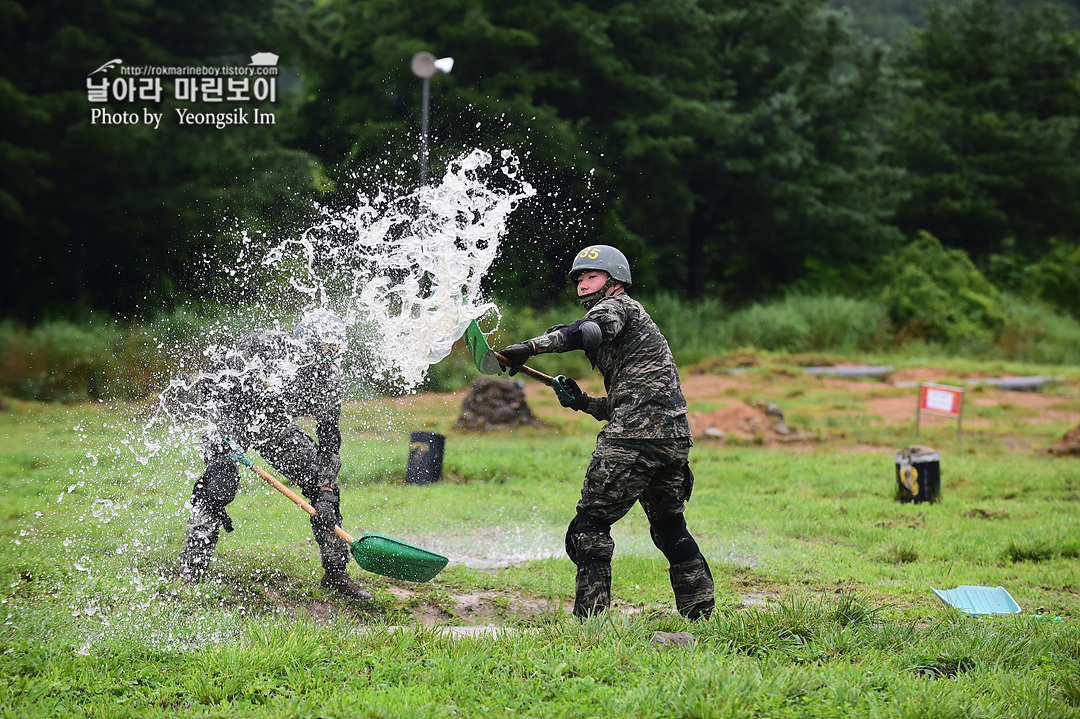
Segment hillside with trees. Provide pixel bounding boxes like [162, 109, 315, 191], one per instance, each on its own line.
[2, 0, 1079, 322]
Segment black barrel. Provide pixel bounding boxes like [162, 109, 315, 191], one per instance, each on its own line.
[895, 445, 940, 503]
[406, 432, 445, 485]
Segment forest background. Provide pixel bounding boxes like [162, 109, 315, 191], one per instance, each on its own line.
[3, 0, 1080, 399]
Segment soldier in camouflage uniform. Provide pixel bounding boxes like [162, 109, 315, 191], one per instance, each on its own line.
[177, 309, 372, 604]
[497, 245, 715, 619]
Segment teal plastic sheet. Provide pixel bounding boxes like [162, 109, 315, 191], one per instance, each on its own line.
[931, 585, 1021, 615]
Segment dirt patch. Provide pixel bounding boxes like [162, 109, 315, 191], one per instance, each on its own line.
[889, 367, 958, 384]
[863, 396, 918, 425]
[687, 351, 764, 373]
[964, 507, 1010, 520]
[688, 402, 813, 444]
[865, 388, 1080, 428]
[679, 373, 755, 401]
[401, 361, 1080, 449]
[1049, 423, 1080, 456]
[387, 586, 565, 625]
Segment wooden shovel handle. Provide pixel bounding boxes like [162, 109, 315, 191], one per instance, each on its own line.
[245, 461, 355, 544]
[493, 351, 553, 385]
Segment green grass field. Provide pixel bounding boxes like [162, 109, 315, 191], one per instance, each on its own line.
[1, 358, 1079, 718]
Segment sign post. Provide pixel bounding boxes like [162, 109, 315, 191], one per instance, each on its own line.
[916, 382, 965, 441]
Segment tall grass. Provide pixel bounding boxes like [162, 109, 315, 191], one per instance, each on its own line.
[0, 313, 213, 403]
[723, 295, 891, 354]
[998, 296, 1080, 365]
[5, 293, 1080, 401]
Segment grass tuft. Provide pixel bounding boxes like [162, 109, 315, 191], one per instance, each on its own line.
[885, 541, 922, 564]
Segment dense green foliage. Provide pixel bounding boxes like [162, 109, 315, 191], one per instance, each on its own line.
[889, 0, 1080, 264]
[991, 239, 1080, 320]
[287, 0, 906, 303]
[0, 0, 320, 319]
[5, 291, 1078, 401]
[842, 0, 1080, 42]
[879, 231, 1005, 347]
[4, 0, 1080, 323]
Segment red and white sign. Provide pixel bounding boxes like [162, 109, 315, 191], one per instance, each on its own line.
[919, 383, 963, 416]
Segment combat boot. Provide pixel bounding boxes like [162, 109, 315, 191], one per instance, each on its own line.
[320, 570, 374, 605]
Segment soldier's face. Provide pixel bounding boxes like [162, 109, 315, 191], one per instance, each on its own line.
[576, 271, 610, 296]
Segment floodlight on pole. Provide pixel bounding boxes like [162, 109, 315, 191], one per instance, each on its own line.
[410, 52, 454, 186]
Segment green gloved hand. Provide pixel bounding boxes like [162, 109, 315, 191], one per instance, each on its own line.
[552, 375, 589, 411]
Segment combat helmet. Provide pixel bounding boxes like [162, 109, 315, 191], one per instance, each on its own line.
[294, 308, 347, 358]
[569, 245, 632, 310]
[568, 245, 632, 286]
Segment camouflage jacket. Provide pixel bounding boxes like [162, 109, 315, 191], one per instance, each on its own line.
[212, 330, 342, 465]
[530, 294, 692, 440]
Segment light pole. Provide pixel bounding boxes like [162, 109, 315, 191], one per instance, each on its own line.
[410, 51, 454, 186]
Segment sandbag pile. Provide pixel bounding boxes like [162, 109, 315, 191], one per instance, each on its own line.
[456, 377, 545, 431]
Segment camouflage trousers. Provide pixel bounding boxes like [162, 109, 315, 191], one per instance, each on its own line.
[178, 423, 349, 582]
[567, 437, 714, 619]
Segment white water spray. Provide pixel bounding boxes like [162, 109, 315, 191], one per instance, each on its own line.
[148, 147, 533, 445]
[47, 149, 535, 651]
[264, 148, 534, 390]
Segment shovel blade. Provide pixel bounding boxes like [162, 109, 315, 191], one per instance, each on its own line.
[351, 533, 449, 582]
[464, 320, 502, 375]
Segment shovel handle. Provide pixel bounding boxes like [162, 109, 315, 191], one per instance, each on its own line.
[244, 461, 355, 545]
[493, 352, 553, 386]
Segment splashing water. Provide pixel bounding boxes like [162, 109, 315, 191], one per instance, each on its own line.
[38, 149, 536, 652]
[137, 148, 535, 453]
[265, 148, 533, 390]
[148, 148, 534, 444]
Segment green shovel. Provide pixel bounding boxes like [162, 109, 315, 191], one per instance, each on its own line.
[463, 320, 554, 385]
[226, 439, 448, 583]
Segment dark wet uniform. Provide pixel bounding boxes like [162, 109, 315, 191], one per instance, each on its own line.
[178, 330, 350, 581]
[529, 294, 714, 618]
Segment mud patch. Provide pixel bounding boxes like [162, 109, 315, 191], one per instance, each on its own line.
[387, 586, 566, 625]
[964, 507, 1009, 520]
[1049, 423, 1080, 456]
[688, 402, 812, 444]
